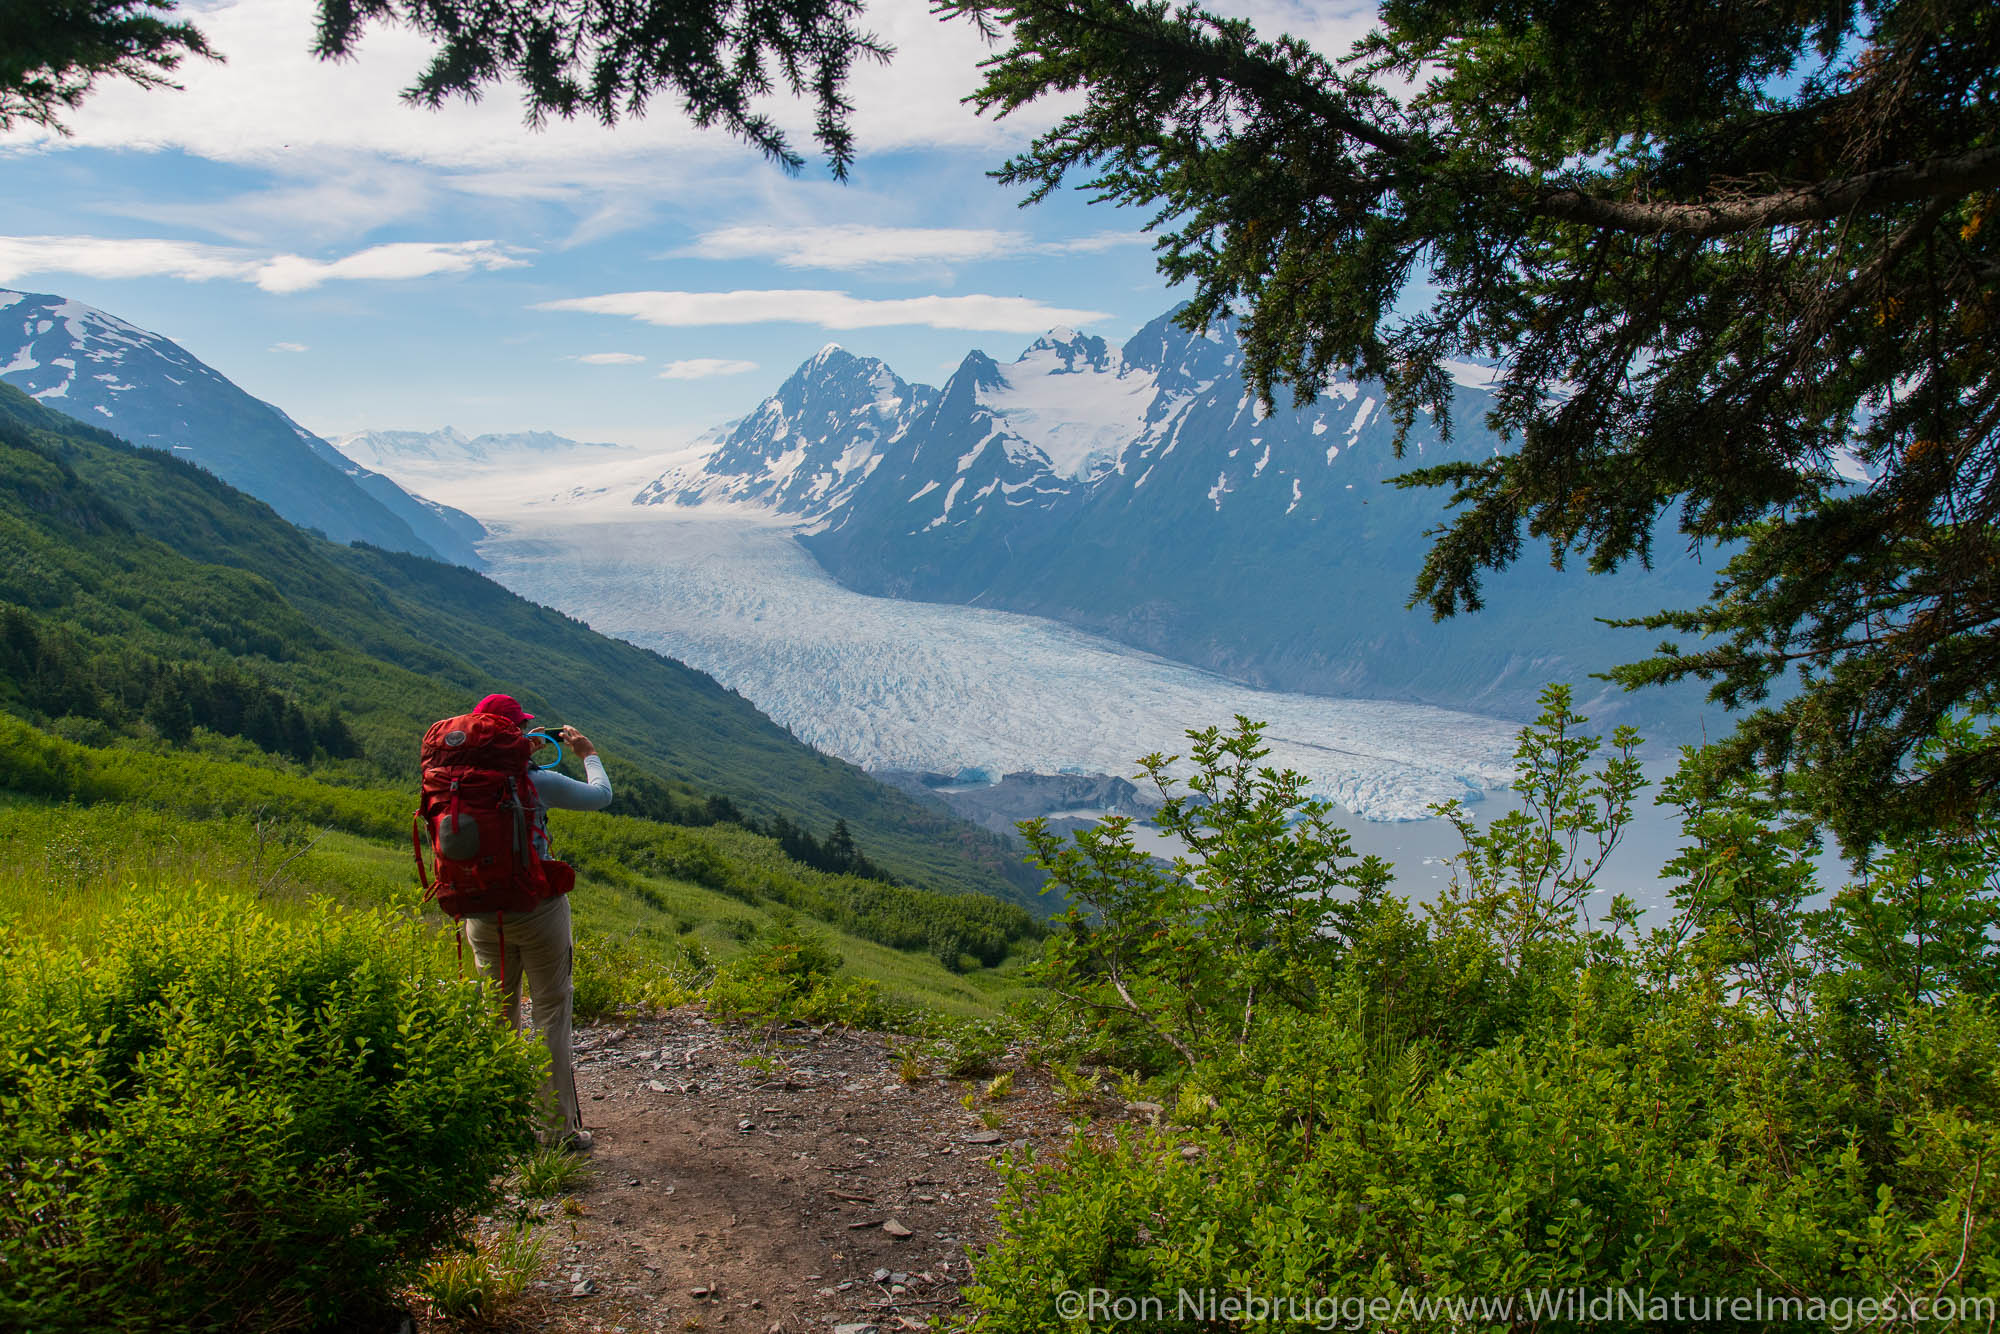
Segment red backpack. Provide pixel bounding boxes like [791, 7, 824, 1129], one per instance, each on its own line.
[411, 711, 573, 919]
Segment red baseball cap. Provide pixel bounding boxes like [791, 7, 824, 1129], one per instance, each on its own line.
[474, 693, 534, 724]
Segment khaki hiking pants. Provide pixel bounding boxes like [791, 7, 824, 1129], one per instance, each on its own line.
[465, 895, 581, 1138]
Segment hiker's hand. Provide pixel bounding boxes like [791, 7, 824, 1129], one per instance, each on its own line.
[560, 726, 596, 759]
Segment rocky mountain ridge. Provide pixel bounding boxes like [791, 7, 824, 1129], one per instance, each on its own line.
[636, 307, 1717, 734]
[0, 288, 485, 568]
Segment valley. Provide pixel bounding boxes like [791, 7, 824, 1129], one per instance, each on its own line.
[473, 506, 1713, 909]
[478, 510, 1523, 825]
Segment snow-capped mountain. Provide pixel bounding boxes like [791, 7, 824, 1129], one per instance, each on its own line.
[636, 346, 937, 520]
[638, 307, 1717, 731]
[330, 426, 626, 473]
[0, 289, 484, 568]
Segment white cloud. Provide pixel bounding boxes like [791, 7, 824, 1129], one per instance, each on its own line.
[537, 289, 1111, 333]
[107, 159, 442, 245]
[1048, 231, 1153, 255]
[253, 240, 526, 292]
[659, 358, 760, 380]
[684, 224, 1020, 269]
[574, 352, 646, 365]
[678, 224, 1149, 271]
[0, 235, 526, 292]
[0, 236, 246, 284]
[0, 0, 1379, 257]
[270, 341, 309, 352]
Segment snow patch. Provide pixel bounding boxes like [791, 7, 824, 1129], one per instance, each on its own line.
[922, 477, 967, 529]
[975, 343, 1161, 480]
[1831, 448, 1874, 485]
[1348, 396, 1377, 438]
[956, 433, 996, 473]
[1442, 359, 1500, 390]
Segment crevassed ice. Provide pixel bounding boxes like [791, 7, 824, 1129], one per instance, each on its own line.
[479, 514, 1520, 822]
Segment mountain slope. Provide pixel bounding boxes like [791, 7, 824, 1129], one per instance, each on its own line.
[0, 289, 485, 569]
[637, 346, 939, 520]
[641, 309, 1717, 732]
[0, 380, 1038, 906]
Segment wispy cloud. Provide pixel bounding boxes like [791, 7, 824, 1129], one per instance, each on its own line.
[573, 352, 645, 365]
[1049, 231, 1153, 255]
[106, 160, 441, 245]
[536, 289, 1111, 333]
[270, 341, 309, 352]
[659, 358, 759, 380]
[0, 235, 526, 293]
[254, 241, 526, 292]
[678, 224, 1148, 271]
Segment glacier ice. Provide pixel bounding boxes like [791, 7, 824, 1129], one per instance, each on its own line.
[479, 513, 1522, 822]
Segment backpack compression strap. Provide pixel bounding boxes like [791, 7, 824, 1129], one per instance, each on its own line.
[410, 811, 431, 892]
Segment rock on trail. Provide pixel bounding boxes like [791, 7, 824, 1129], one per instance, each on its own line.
[436, 1009, 1086, 1332]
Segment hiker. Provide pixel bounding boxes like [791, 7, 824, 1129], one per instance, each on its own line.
[414, 692, 612, 1152]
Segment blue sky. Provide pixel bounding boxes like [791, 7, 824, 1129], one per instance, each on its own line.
[0, 0, 1374, 448]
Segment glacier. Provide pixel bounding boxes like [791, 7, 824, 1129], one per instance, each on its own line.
[478, 511, 1523, 822]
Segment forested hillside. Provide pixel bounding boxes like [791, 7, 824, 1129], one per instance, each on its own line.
[0, 380, 1039, 908]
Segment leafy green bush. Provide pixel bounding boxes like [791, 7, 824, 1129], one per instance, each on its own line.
[0, 886, 544, 1332]
[570, 928, 708, 1020]
[907, 1018, 1010, 1079]
[706, 919, 888, 1028]
[971, 690, 2000, 1330]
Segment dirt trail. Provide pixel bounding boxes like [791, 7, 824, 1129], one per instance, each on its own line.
[454, 1009, 1085, 1333]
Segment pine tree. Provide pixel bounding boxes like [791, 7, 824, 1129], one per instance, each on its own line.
[0, 1, 212, 133]
[312, 0, 889, 177]
[942, 0, 2000, 847]
[823, 818, 858, 874]
[144, 671, 193, 745]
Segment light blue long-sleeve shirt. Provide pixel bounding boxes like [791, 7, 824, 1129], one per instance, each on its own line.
[527, 754, 612, 856]
[529, 754, 613, 812]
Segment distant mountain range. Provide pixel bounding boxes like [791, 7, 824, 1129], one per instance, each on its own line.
[39, 273, 1720, 737]
[635, 308, 1719, 733]
[330, 426, 628, 473]
[0, 289, 484, 568]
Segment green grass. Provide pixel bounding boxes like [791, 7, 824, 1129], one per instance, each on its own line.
[0, 785, 1040, 1021]
[414, 1224, 547, 1320]
[514, 1145, 592, 1200]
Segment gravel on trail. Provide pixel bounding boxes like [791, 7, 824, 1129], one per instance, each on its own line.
[431, 1008, 1101, 1333]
